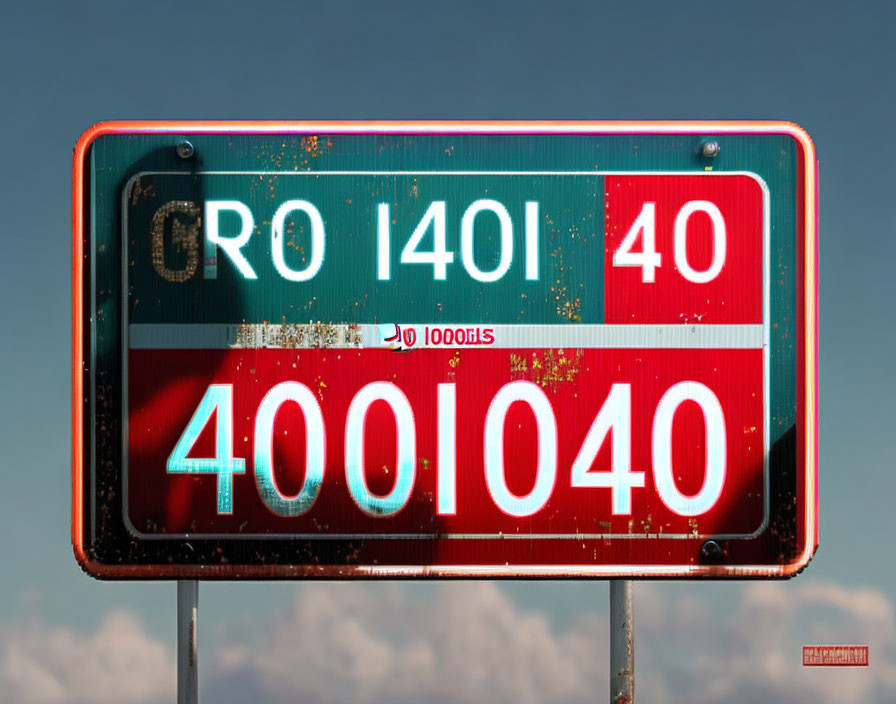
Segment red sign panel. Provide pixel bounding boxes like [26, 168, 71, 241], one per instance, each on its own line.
[603, 174, 764, 324]
[73, 121, 818, 578]
[802, 646, 869, 667]
[129, 347, 765, 540]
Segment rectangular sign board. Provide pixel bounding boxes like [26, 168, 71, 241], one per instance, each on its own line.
[73, 121, 817, 578]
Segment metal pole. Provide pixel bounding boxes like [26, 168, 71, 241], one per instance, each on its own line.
[177, 580, 198, 704]
[609, 580, 634, 704]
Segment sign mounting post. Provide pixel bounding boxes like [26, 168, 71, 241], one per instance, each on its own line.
[610, 580, 634, 704]
[177, 580, 198, 704]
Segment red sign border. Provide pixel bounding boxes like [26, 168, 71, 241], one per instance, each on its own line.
[72, 121, 818, 579]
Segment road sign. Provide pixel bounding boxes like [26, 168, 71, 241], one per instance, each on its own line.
[72, 121, 817, 578]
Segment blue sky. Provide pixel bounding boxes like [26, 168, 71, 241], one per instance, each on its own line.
[1, 1, 895, 701]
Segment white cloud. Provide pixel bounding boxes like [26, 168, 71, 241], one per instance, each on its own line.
[2, 579, 895, 704]
[207, 582, 606, 704]
[0, 610, 173, 704]
[636, 581, 896, 704]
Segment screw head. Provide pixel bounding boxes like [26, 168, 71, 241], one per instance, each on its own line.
[176, 141, 195, 159]
[699, 539, 724, 564]
[701, 140, 720, 158]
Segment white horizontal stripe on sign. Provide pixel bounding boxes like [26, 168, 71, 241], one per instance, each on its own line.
[129, 323, 764, 350]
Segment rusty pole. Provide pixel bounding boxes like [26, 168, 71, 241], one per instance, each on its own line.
[609, 580, 634, 704]
[177, 580, 199, 704]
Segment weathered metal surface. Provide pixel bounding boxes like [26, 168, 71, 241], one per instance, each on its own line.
[177, 581, 198, 704]
[72, 121, 818, 579]
[610, 580, 634, 704]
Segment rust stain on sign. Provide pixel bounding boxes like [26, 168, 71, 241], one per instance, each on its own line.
[509, 349, 582, 391]
[233, 322, 362, 349]
[129, 177, 156, 206]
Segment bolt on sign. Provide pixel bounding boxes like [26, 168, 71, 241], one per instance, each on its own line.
[72, 121, 818, 578]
